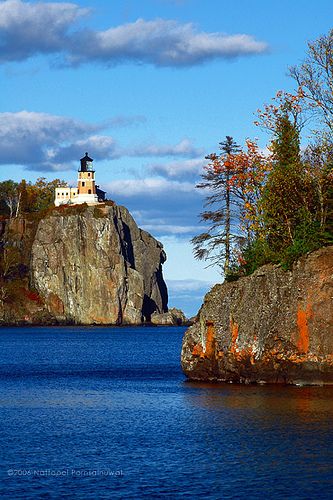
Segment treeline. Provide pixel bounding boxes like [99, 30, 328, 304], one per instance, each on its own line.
[0, 178, 66, 218]
[193, 29, 333, 278]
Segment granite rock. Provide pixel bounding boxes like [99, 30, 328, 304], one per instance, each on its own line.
[181, 246, 333, 385]
[1, 204, 168, 325]
[151, 307, 187, 326]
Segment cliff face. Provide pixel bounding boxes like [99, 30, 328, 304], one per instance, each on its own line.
[0, 204, 168, 325]
[181, 246, 333, 385]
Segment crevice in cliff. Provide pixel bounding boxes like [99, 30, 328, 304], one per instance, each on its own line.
[113, 216, 135, 269]
[117, 295, 123, 325]
[77, 216, 87, 255]
[142, 294, 157, 322]
[155, 264, 168, 313]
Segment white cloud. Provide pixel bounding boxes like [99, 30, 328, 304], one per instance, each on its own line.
[0, 0, 88, 62]
[0, 2, 269, 67]
[107, 177, 195, 197]
[148, 158, 204, 178]
[167, 279, 215, 292]
[0, 110, 91, 141]
[160, 236, 221, 282]
[127, 139, 202, 158]
[52, 136, 119, 163]
[0, 111, 202, 171]
[108, 115, 146, 128]
[166, 278, 217, 316]
[0, 110, 97, 168]
[108, 181, 205, 241]
[70, 18, 268, 67]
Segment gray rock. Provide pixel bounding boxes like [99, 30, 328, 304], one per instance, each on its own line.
[181, 246, 333, 385]
[151, 307, 187, 326]
[1, 204, 168, 325]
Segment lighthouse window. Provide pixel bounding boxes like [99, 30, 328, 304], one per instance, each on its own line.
[82, 182, 85, 187]
[88, 172, 90, 177]
[88, 189, 91, 194]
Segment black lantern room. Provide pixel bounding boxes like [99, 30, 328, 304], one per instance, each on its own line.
[79, 152, 94, 172]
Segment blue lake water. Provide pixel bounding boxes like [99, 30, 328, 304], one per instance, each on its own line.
[0, 326, 332, 499]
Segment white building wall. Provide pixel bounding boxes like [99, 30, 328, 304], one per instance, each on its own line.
[54, 187, 99, 207]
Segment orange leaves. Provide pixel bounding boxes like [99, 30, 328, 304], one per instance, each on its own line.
[202, 138, 271, 240]
[256, 88, 305, 133]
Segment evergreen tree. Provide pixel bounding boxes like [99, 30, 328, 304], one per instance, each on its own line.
[260, 114, 310, 249]
[191, 136, 241, 276]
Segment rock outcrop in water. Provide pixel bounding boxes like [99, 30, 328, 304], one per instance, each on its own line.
[151, 307, 187, 326]
[0, 204, 168, 325]
[181, 246, 333, 385]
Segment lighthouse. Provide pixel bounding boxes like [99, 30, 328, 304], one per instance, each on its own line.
[76, 152, 99, 204]
[55, 153, 106, 206]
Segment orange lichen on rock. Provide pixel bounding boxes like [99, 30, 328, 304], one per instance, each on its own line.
[230, 318, 239, 354]
[233, 345, 254, 362]
[205, 320, 216, 357]
[47, 293, 65, 315]
[192, 344, 204, 357]
[297, 303, 312, 353]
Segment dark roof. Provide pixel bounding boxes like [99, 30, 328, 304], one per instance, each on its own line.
[80, 152, 93, 162]
[79, 152, 94, 172]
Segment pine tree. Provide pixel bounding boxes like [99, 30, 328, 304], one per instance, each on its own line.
[260, 114, 310, 249]
[191, 136, 241, 276]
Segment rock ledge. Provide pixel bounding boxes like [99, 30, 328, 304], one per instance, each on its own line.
[181, 246, 333, 385]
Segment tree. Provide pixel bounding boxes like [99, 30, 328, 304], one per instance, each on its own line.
[255, 89, 307, 134]
[0, 180, 20, 218]
[0, 244, 21, 279]
[260, 113, 310, 248]
[191, 136, 241, 275]
[224, 139, 271, 244]
[270, 113, 301, 166]
[289, 29, 333, 134]
[192, 31, 333, 277]
[303, 139, 333, 228]
[0, 177, 67, 216]
[26, 177, 67, 212]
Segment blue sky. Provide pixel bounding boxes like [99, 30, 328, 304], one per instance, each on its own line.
[1, 0, 333, 316]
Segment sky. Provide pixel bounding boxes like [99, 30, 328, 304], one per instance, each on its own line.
[1, 0, 333, 316]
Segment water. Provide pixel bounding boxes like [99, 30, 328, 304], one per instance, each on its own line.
[0, 326, 332, 499]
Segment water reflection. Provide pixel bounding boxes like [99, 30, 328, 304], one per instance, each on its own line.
[182, 381, 333, 422]
[181, 381, 333, 490]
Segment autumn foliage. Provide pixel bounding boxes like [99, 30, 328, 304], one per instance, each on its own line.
[0, 177, 67, 218]
[193, 29, 333, 277]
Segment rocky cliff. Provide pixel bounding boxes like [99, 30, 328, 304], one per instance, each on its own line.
[181, 246, 333, 385]
[0, 204, 168, 325]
